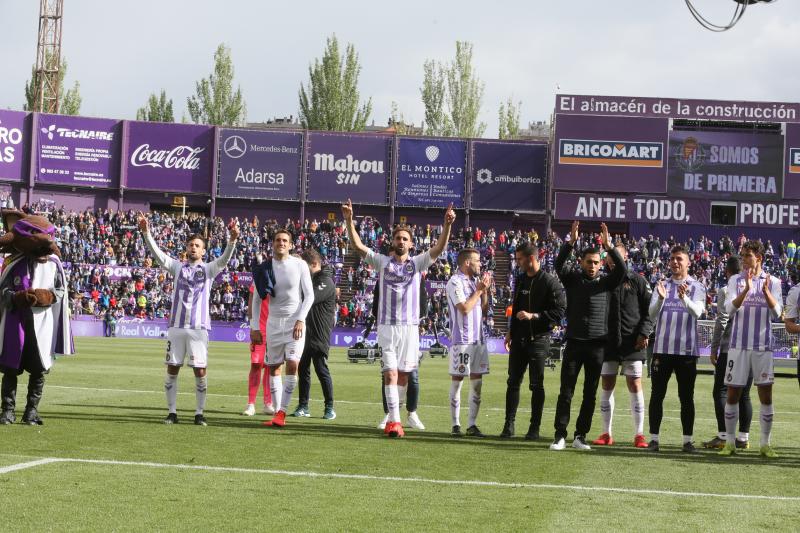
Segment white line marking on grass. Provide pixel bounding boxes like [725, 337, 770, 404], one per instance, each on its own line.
[46, 385, 800, 420]
[18, 456, 800, 502]
[0, 458, 63, 475]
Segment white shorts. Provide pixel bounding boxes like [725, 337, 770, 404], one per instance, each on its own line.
[725, 349, 773, 386]
[377, 324, 420, 373]
[166, 327, 209, 368]
[449, 344, 490, 377]
[266, 317, 305, 366]
[601, 360, 643, 378]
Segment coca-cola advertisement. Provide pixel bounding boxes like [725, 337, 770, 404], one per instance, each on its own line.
[125, 121, 214, 193]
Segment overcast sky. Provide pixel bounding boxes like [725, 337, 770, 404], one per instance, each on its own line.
[1, 0, 798, 135]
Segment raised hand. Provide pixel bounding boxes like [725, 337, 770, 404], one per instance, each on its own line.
[228, 218, 240, 240]
[444, 203, 456, 226]
[599, 222, 611, 249]
[656, 280, 666, 299]
[137, 213, 149, 232]
[677, 283, 687, 299]
[743, 268, 753, 293]
[477, 272, 493, 292]
[570, 220, 579, 243]
[341, 199, 354, 222]
[762, 274, 772, 296]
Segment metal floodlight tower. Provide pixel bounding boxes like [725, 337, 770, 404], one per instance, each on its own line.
[33, 0, 64, 113]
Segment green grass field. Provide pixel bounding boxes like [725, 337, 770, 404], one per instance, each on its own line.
[3, 337, 800, 531]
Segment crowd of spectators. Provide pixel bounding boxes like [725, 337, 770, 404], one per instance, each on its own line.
[9, 202, 800, 336]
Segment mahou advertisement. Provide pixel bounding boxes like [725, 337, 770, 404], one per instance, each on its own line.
[125, 121, 214, 192]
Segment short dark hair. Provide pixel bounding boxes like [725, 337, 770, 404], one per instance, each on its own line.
[301, 248, 322, 266]
[186, 234, 206, 248]
[741, 240, 765, 258]
[670, 245, 689, 259]
[581, 246, 601, 258]
[726, 255, 742, 276]
[515, 243, 536, 258]
[457, 248, 480, 265]
[391, 225, 413, 241]
[273, 228, 293, 242]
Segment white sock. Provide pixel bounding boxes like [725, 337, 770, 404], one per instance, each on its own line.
[718, 431, 727, 440]
[165, 374, 178, 414]
[397, 385, 407, 414]
[737, 431, 749, 441]
[650, 434, 659, 442]
[449, 380, 463, 427]
[271, 375, 283, 413]
[600, 389, 614, 435]
[724, 403, 739, 447]
[385, 385, 400, 423]
[760, 404, 774, 448]
[682, 434, 692, 444]
[467, 378, 482, 428]
[194, 376, 207, 415]
[280, 375, 297, 414]
[630, 390, 644, 436]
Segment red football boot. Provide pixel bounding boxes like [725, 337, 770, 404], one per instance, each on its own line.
[263, 410, 286, 427]
[633, 434, 648, 448]
[592, 433, 614, 446]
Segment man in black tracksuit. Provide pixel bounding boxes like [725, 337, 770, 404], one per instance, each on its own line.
[551, 221, 625, 451]
[291, 249, 337, 419]
[592, 245, 653, 448]
[501, 243, 566, 440]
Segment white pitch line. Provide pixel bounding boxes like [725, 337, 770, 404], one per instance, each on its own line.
[0, 458, 63, 475]
[46, 384, 800, 419]
[12, 456, 800, 502]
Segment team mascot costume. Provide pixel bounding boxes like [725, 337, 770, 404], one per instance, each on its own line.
[0, 210, 73, 425]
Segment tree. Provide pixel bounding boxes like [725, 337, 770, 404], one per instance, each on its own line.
[498, 97, 521, 140]
[420, 41, 486, 138]
[136, 90, 175, 122]
[420, 60, 449, 136]
[299, 35, 372, 131]
[187, 43, 246, 126]
[24, 55, 82, 115]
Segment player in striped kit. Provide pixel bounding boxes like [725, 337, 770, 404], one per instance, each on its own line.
[719, 241, 783, 458]
[342, 199, 455, 438]
[446, 248, 492, 437]
[139, 214, 239, 426]
[647, 245, 706, 452]
[783, 279, 800, 388]
[251, 229, 314, 428]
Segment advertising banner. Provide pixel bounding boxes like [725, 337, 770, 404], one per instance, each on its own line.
[470, 142, 546, 212]
[555, 192, 800, 229]
[36, 114, 121, 188]
[785, 123, 800, 199]
[553, 114, 668, 193]
[0, 110, 29, 182]
[667, 129, 784, 201]
[218, 129, 302, 200]
[396, 138, 466, 207]
[306, 132, 390, 204]
[556, 94, 800, 123]
[125, 121, 214, 193]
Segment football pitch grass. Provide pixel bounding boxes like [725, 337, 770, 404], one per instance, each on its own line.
[3, 338, 800, 531]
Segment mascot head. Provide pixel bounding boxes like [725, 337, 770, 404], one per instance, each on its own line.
[0, 210, 60, 261]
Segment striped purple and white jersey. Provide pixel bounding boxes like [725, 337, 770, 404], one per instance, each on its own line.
[144, 231, 235, 331]
[725, 271, 783, 351]
[785, 284, 800, 321]
[446, 271, 484, 345]
[649, 276, 706, 356]
[364, 250, 434, 326]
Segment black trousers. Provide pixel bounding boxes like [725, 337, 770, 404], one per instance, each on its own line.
[381, 368, 419, 413]
[553, 339, 605, 440]
[648, 354, 697, 436]
[297, 346, 334, 409]
[505, 337, 550, 431]
[713, 352, 752, 434]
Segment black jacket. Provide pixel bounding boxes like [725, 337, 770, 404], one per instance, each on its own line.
[305, 266, 336, 354]
[607, 270, 653, 360]
[509, 269, 566, 341]
[555, 242, 626, 341]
